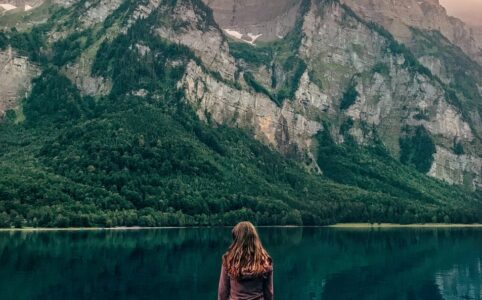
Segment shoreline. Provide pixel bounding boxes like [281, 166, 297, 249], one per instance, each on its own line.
[327, 223, 482, 228]
[0, 223, 482, 232]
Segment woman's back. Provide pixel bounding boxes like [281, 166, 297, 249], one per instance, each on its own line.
[217, 222, 274, 300]
[218, 263, 273, 300]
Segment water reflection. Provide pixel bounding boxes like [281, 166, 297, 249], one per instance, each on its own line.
[0, 228, 480, 300]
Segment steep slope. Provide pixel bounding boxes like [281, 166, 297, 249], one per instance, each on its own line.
[0, 47, 38, 118]
[202, 0, 300, 42]
[0, 0, 481, 227]
[337, 1, 482, 133]
[333, 0, 482, 187]
[339, 0, 482, 67]
[303, 2, 481, 189]
[473, 26, 482, 49]
[196, 0, 482, 189]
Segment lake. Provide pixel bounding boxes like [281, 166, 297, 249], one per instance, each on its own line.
[0, 227, 480, 300]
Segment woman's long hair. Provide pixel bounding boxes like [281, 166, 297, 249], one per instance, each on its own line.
[222, 221, 272, 279]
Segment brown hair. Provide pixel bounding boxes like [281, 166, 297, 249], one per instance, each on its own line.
[222, 221, 272, 279]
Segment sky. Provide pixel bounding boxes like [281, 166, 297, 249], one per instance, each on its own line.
[439, 0, 482, 26]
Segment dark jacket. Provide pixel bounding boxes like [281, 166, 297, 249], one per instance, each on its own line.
[217, 264, 273, 300]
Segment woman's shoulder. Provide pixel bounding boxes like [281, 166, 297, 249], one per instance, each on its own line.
[265, 257, 273, 273]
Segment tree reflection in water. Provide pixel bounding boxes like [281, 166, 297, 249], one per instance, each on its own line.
[0, 227, 480, 300]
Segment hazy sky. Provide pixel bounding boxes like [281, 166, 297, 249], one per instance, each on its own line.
[439, 0, 482, 26]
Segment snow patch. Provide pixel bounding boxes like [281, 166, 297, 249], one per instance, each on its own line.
[25, 4, 33, 11]
[0, 4, 17, 11]
[223, 29, 263, 45]
[247, 33, 262, 44]
[224, 29, 243, 40]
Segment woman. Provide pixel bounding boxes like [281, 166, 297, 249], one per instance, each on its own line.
[218, 221, 273, 300]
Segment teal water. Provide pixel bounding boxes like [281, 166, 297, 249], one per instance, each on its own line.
[0, 227, 480, 300]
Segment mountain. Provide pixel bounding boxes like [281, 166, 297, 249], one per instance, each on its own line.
[340, 0, 482, 66]
[333, 0, 482, 188]
[203, 0, 301, 42]
[201, 0, 482, 190]
[0, 0, 481, 227]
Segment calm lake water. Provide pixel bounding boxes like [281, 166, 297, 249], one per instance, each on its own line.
[0, 227, 480, 300]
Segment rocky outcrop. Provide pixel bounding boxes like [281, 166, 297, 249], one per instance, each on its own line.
[294, 72, 334, 116]
[81, 0, 124, 28]
[63, 59, 111, 96]
[0, 47, 38, 118]
[46, 0, 123, 44]
[203, 0, 301, 42]
[429, 146, 482, 190]
[345, 71, 473, 142]
[417, 56, 450, 84]
[155, 0, 237, 81]
[473, 26, 482, 50]
[179, 61, 321, 157]
[340, 0, 482, 67]
[179, 0, 480, 188]
[126, 0, 161, 28]
[299, 1, 478, 186]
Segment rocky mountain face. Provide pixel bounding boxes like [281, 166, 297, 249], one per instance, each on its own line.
[197, 0, 481, 190]
[473, 26, 482, 49]
[339, 0, 482, 67]
[338, 0, 482, 189]
[202, 0, 300, 42]
[0, 47, 38, 118]
[0, 0, 481, 191]
[336, 0, 482, 144]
